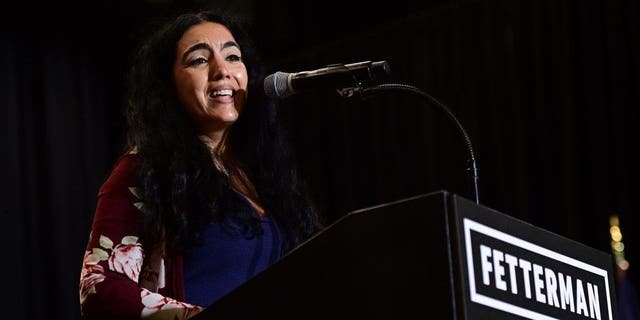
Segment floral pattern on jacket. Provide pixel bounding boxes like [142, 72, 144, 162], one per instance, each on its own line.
[79, 153, 203, 319]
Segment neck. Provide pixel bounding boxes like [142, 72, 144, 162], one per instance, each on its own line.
[199, 133, 228, 175]
[200, 133, 266, 217]
[199, 130, 225, 152]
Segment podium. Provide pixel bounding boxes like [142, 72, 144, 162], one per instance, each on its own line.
[192, 191, 617, 319]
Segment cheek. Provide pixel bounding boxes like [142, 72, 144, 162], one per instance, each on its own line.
[175, 72, 207, 101]
[173, 71, 190, 98]
[232, 68, 248, 89]
[231, 70, 248, 110]
[174, 75, 188, 99]
[173, 70, 207, 92]
[237, 91, 248, 111]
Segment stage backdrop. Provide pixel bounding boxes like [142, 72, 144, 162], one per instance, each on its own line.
[2, 0, 638, 319]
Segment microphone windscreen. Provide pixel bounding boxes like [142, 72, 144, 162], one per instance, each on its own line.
[263, 71, 292, 98]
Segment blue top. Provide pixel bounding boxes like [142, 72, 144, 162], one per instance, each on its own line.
[183, 192, 283, 306]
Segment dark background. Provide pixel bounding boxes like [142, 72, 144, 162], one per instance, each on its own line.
[3, 0, 639, 319]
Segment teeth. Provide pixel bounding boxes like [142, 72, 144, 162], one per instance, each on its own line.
[210, 89, 233, 97]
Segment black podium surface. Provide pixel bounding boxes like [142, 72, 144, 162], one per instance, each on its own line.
[191, 191, 617, 319]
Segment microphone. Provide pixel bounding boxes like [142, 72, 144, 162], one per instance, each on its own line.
[263, 60, 391, 98]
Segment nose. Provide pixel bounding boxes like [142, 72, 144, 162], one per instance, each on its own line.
[209, 55, 230, 80]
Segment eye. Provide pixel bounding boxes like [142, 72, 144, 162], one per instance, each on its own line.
[189, 57, 208, 66]
[227, 54, 242, 62]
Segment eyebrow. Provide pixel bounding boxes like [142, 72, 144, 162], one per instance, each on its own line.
[181, 41, 241, 64]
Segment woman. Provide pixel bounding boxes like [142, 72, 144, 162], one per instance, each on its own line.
[79, 10, 321, 320]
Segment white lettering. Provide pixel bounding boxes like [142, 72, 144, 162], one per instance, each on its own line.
[544, 267, 560, 307]
[504, 254, 519, 294]
[587, 283, 601, 320]
[474, 244, 603, 320]
[558, 272, 575, 312]
[576, 279, 589, 316]
[533, 264, 546, 303]
[480, 245, 493, 286]
[519, 258, 533, 299]
[493, 249, 507, 291]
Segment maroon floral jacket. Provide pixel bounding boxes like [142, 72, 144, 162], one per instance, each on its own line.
[79, 152, 203, 319]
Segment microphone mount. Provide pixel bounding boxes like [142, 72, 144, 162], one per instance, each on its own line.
[264, 60, 391, 98]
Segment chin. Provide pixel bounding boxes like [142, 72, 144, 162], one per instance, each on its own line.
[205, 109, 238, 123]
[217, 115, 239, 127]
[221, 112, 239, 123]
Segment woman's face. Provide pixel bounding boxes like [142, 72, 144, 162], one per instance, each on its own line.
[173, 22, 248, 136]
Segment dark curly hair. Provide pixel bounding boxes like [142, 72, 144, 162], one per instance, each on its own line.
[125, 10, 321, 253]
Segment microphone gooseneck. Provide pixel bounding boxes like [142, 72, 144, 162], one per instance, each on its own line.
[264, 60, 480, 204]
[356, 83, 480, 204]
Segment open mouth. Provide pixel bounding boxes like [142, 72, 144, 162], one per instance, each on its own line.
[209, 89, 234, 98]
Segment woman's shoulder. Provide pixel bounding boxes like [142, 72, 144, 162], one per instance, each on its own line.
[98, 148, 141, 196]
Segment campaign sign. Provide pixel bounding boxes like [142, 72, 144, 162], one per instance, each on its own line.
[451, 195, 617, 320]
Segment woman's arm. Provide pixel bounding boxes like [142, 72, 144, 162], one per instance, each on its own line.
[79, 155, 203, 320]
